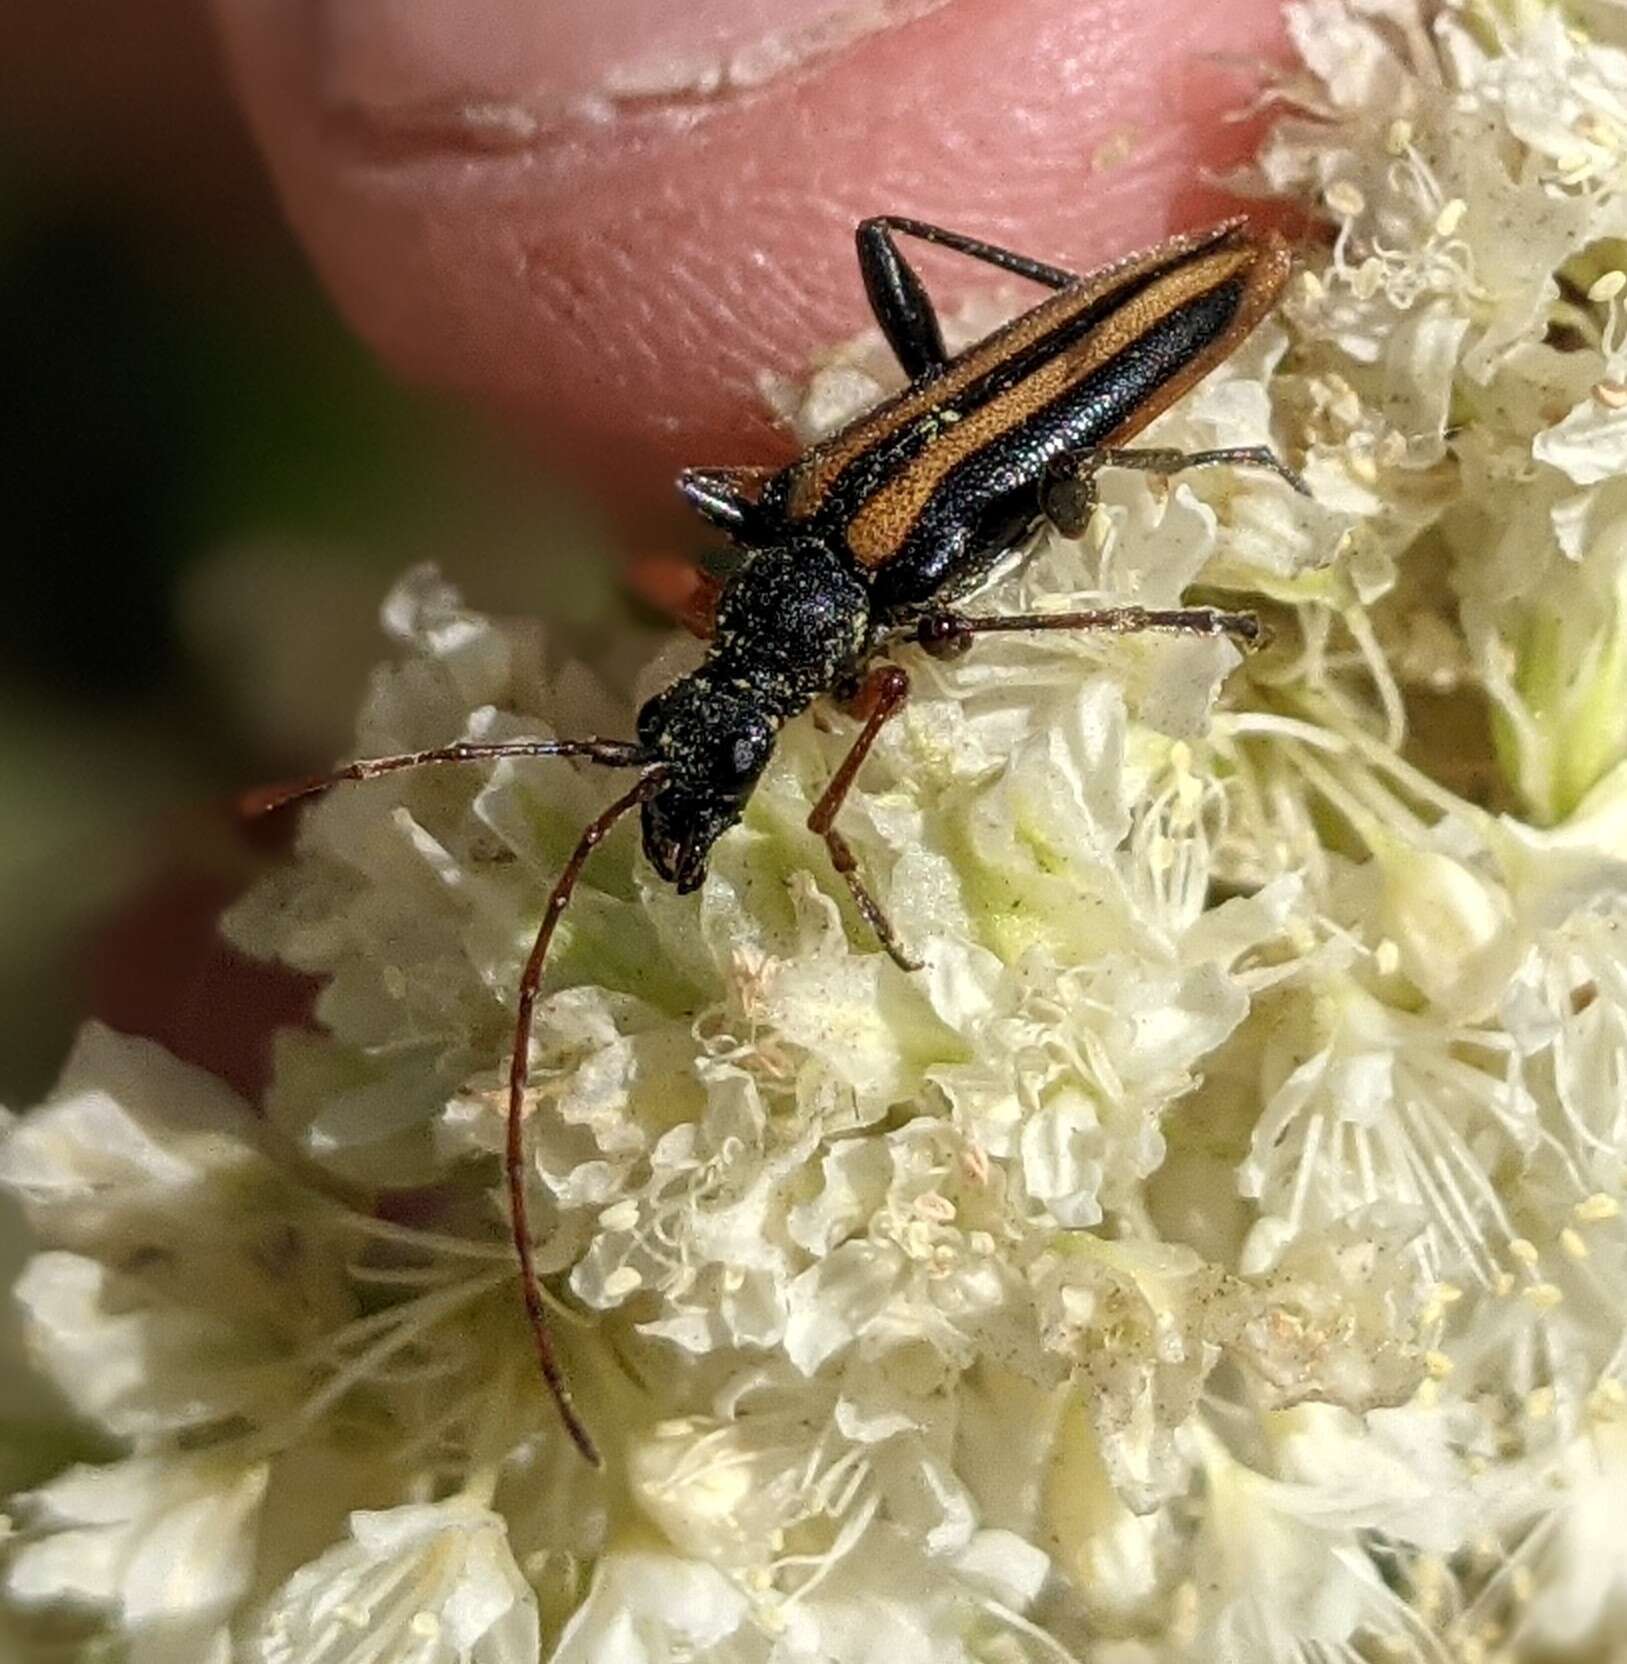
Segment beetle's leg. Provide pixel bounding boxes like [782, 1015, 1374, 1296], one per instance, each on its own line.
[918, 605, 1264, 651]
[915, 612, 975, 662]
[809, 663, 920, 972]
[677, 466, 773, 543]
[860, 216, 1077, 292]
[857, 216, 1080, 377]
[1042, 444, 1309, 538]
[506, 768, 668, 1467]
[857, 221, 950, 379]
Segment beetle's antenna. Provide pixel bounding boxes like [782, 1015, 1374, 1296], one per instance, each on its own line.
[243, 740, 664, 1461]
[238, 737, 653, 818]
[506, 767, 667, 1466]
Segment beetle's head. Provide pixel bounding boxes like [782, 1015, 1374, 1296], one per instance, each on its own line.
[635, 677, 776, 891]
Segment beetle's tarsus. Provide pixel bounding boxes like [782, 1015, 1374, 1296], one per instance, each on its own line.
[1041, 442, 1309, 539]
[857, 214, 1078, 294]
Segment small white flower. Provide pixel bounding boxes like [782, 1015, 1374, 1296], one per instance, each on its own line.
[1501, 1406, 1627, 1654]
[1239, 973, 1537, 1286]
[550, 1547, 751, 1664]
[1184, 1411, 1470, 1664]
[7, 1451, 268, 1663]
[243, 1499, 538, 1664]
[0, 1026, 357, 1442]
[1031, 1237, 1223, 1511]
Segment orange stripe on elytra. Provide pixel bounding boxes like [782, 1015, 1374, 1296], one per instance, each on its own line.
[842, 236, 1285, 568]
[783, 220, 1255, 525]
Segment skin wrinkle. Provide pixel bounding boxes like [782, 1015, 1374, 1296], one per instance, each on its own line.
[318, 0, 964, 143]
[666, 253, 755, 350]
[214, 0, 1288, 515]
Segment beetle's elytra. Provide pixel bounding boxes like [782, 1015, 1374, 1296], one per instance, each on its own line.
[248, 214, 1307, 1463]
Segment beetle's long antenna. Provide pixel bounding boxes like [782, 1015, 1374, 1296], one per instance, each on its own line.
[238, 737, 652, 818]
[506, 768, 667, 1466]
[243, 739, 663, 1460]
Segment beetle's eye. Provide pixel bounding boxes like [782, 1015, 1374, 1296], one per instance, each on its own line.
[728, 736, 760, 780]
[635, 690, 670, 748]
[717, 723, 772, 788]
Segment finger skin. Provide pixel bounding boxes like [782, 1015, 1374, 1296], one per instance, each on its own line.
[214, 0, 1290, 526]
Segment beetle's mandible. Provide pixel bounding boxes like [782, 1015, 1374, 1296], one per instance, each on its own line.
[247, 214, 1308, 1464]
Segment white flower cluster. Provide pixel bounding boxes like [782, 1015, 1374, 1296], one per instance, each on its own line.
[8, 0, 1627, 1657]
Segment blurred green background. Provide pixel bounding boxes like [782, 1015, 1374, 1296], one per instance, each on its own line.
[1, 5, 632, 1119]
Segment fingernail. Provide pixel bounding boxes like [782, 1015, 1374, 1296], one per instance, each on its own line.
[317, 0, 549, 111]
[318, 0, 918, 121]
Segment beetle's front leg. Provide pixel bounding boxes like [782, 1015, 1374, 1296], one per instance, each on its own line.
[1041, 444, 1309, 538]
[809, 664, 920, 971]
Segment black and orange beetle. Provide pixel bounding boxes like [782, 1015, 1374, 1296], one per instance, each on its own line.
[248, 215, 1307, 1462]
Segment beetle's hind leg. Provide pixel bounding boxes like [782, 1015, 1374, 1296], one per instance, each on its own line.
[857, 216, 1078, 380]
[857, 222, 950, 380]
[809, 663, 920, 972]
[1042, 444, 1310, 539]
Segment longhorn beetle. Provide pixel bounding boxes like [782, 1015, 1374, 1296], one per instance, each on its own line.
[247, 215, 1306, 1465]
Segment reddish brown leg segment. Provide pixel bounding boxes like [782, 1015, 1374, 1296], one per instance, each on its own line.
[625, 551, 726, 640]
[808, 664, 919, 972]
[506, 769, 666, 1466]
